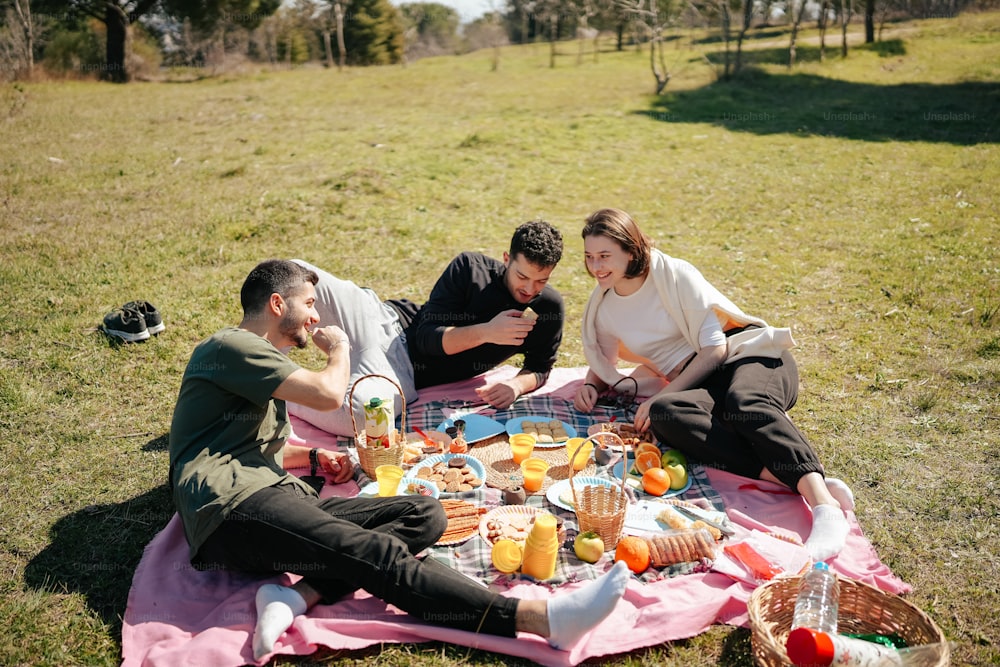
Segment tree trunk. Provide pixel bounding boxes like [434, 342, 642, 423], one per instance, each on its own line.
[788, 0, 808, 68]
[841, 0, 852, 58]
[323, 30, 333, 68]
[616, 22, 624, 51]
[819, 0, 829, 62]
[12, 0, 34, 77]
[735, 0, 753, 74]
[721, 1, 731, 79]
[105, 4, 130, 83]
[864, 0, 875, 42]
[334, 0, 346, 70]
[549, 14, 556, 68]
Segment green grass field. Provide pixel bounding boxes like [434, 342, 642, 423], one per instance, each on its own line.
[1, 11, 998, 666]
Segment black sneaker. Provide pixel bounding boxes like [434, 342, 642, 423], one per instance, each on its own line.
[103, 306, 150, 342]
[123, 300, 165, 336]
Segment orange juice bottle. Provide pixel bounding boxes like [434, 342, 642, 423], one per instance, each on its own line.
[520, 513, 559, 580]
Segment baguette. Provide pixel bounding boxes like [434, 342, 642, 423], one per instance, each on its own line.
[644, 529, 717, 568]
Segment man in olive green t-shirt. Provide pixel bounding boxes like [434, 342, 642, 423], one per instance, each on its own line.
[168, 259, 629, 661]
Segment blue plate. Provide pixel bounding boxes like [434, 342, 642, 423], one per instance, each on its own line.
[435, 413, 506, 444]
[612, 455, 692, 498]
[358, 477, 440, 499]
[409, 453, 487, 496]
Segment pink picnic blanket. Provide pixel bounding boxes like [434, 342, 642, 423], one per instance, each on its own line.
[121, 367, 909, 667]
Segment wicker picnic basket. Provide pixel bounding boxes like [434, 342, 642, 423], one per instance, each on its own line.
[748, 574, 950, 667]
[569, 433, 629, 551]
[349, 373, 406, 479]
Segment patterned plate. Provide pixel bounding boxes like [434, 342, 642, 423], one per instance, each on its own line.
[409, 453, 487, 496]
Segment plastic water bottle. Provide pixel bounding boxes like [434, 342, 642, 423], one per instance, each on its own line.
[786, 628, 951, 666]
[791, 562, 840, 634]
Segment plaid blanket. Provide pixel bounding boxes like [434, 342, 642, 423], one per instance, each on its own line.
[347, 394, 726, 588]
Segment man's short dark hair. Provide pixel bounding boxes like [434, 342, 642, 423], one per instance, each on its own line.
[240, 259, 318, 316]
[510, 220, 563, 268]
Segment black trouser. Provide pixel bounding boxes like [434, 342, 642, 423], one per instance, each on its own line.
[194, 483, 519, 636]
[648, 350, 824, 490]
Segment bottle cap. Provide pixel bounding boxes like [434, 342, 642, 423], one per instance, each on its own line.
[786, 627, 835, 666]
[813, 562, 831, 572]
[366, 397, 383, 408]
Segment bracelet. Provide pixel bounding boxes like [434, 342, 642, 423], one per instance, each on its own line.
[584, 382, 601, 393]
[308, 447, 320, 476]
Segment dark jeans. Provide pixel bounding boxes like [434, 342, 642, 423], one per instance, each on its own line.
[648, 349, 824, 490]
[193, 483, 519, 636]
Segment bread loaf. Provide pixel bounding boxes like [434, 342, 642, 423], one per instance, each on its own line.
[643, 529, 717, 568]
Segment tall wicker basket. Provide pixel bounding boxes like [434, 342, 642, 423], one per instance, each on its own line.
[748, 574, 950, 667]
[569, 433, 629, 551]
[349, 373, 406, 479]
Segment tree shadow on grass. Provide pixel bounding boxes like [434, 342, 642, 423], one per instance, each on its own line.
[641, 68, 999, 144]
[23, 434, 174, 638]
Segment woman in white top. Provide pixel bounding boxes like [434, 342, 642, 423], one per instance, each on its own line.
[574, 208, 853, 562]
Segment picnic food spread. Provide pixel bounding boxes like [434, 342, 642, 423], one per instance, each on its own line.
[351, 413, 732, 581]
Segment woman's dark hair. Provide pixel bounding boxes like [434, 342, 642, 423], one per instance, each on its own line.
[509, 220, 563, 268]
[581, 208, 652, 279]
[240, 259, 318, 316]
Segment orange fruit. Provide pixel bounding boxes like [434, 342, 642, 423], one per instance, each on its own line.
[615, 536, 651, 573]
[634, 442, 661, 459]
[641, 468, 671, 496]
[634, 451, 662, 474]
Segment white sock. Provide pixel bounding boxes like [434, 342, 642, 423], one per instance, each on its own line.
[252, 584, 308, 660]
[547, 560, 630, 650]
[804, 504, 850, 563]
[825, 477, 855, 511]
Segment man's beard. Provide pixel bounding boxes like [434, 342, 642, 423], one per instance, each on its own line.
[279, 312, 309, 349]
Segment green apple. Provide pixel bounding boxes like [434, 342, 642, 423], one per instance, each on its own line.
[665, 462, 689, 490]
[573, 531, 605, 563]
[661, 448, 687, 469]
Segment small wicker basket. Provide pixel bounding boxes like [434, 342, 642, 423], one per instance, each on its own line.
[349, 373, 406, 479]
[748, 574, 950, 667]
[569, 433, 629, 551]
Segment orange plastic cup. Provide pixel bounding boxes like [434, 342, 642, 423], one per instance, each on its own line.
[509, 433, 537, 465]
[520, 457, 550, 492]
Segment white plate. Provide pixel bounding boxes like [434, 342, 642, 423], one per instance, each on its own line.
[357, 477, 440, 499]
[435, 413, 506, 444]
[408, 453, 487, 496]
[545, 476, 618, 512]
[478, 505, 543, 546]
[612, 456, 693, 498]
[623, 499, 726, 537]
[505, 416, 577, 448]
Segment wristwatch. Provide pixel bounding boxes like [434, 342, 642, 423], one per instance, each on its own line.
[309, 448, 320, 476]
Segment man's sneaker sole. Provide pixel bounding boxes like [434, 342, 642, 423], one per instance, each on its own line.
[104, 327, 151, 342]
[145, 321, 165, 336]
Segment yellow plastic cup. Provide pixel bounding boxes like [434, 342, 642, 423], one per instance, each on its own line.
[491, 539, 524, 574]
[520, 457, 550, 492]
[375, 465, 404, 497]
[509, 433, 537, 465]
[565, 437, 593, 471]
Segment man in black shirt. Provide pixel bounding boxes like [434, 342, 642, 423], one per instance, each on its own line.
[288, 220, 564, 436]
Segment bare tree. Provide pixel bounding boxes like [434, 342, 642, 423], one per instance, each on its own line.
[788, 0, 809, 67]
[818, 0, 830, 61]
[616, 0, 678, 93]
[10, 0, 33, 77]
[734, 0, 755, 74]
[839, 0, 853, 57]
